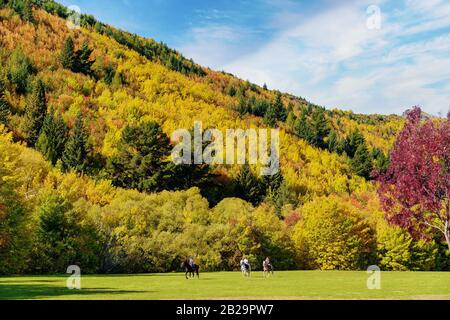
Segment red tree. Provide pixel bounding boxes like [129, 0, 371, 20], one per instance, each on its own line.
[376, 107, 450, 251]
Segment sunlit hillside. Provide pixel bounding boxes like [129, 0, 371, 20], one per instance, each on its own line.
[1, 0, 447, 275]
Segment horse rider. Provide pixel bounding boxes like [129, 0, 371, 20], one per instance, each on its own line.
[242, 258, 250, 270]
[263, 257, 272, 270]
[188, 256, 195, 269]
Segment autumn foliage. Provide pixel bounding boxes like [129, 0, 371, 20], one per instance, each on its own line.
[377, 107, 450, 250]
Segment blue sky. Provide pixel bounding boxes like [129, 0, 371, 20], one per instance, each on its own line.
[58, 0, 450, 116]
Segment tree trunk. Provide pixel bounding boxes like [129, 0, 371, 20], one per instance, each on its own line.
[446, 233, 450, 252]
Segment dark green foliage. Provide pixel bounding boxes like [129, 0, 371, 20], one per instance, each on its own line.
[263, 170, 284, 191]
[36, 0, 68, 18]
[36, 109, 68, 165]
[226, 83, 236, 97]
[351, 143, 373, 179]
[62, 112, 90, 173]
[294, 112, 314, 143]
[0, 78, 10, 126]
[237, 95, 249, 117]
[251, 99, 270, 117]
[8, 0, 34, 22]
[22, 79, 47, 146]
[75, 42, 94, 75]
[310, 109, 330, 149]
[7, 48, 34, 94]
[344, 130, 365, 158]
[102, 64, 116, 85]
[327, 130, 340, 153]
[263, 103, 278, 127]
[264, 93, 287, 127]
[372, 148, 389, 172]
[106, 121, 173, 192]
[59, 36, 76, 70]
[234, 164, 264, 206]
[60, 37, 94, 75]
[272, 93, 287, 122]
[263, 83, 268, 90]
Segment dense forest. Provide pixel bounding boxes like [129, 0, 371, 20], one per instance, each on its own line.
[0, 0, 449, 274]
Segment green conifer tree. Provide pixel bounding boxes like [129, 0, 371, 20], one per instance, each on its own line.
[60, 36, 76, 70]
[310, 109, 330, 149]
[75, 42, 94, 75]
[294, 112, 314, 143]
[351, 143, 373, 179]
[22, 79, 47, 146]
[344, 129, 366, 158]
[234, 164, 264, 206]
[36, 109, 68, 165]
[62, 112, 90, 172]
[0, 78, 10, 126]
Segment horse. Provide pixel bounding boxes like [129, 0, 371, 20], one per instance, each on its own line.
[181, 260, 199, 279]
[240, 260, 251, 277]
[263, 262, 274, 278]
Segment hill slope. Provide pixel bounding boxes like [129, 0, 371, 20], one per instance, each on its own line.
[2, 1, 445, 274]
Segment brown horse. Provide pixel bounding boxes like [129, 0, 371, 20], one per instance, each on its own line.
[181, 260, 199, 279]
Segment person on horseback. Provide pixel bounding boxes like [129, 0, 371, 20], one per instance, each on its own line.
[240, 257, 251, 277]
[188, 256, 195, 269]
[263, 257, 273, 273]
[263, 257, 272, 269]
[243, 258, 250, 270]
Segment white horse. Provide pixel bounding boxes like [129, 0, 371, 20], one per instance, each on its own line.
[240, 259, 251, 277]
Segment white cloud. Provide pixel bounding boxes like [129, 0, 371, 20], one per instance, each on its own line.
[178, 0, 450, 115]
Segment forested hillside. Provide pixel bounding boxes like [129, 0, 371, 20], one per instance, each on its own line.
[1, 0, 448, 274]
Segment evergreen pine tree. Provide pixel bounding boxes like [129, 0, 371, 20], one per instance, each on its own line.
[8, 47, 34, 94]
[237, 95, 248, 117]
[252, 99, 269, 117]
[273, 93, 287, 122]
[22, 79, 47, 146]
[372, 148, 389, 172]
[263, 102, 278, 127]
[263, 83, 268, 90]
[106, 121, 172, 192]
[0, 78, 10, 126]
[226, 83, 236, 97]
[286, 112, 295, 128]
[75, 42, 94, 75]
[60, 36, 76, 70]
[294, 112, 314, 143]
[62, 112, 90, 173]
[328, 130, 338, 153]
[310, 109, 330, 149]
[234, 164, 263, 206]
[351, 143, 373, 179]
[344, 130, 366, 158]
[36, 109, 68, 165]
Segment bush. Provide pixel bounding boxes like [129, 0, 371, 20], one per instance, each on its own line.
[293, 196, 376, 270]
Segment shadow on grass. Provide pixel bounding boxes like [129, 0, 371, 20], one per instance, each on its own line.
[0, 279, 61, 284]
[0, 283, 147, 300]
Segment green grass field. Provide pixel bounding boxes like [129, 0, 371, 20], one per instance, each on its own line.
[1, 271, 449, 300]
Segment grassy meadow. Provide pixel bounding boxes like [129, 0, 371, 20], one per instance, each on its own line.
[1, 271, 449, 300]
